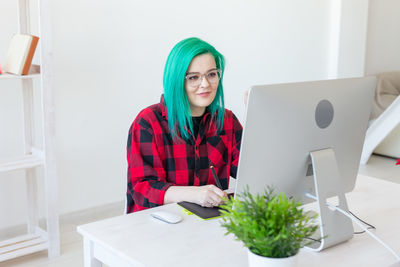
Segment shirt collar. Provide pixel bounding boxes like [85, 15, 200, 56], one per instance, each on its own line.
[160, 94, 168, 119]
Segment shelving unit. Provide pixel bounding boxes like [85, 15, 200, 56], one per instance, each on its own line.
[0, 0, 60, 261]
[0, 64, 40, 79]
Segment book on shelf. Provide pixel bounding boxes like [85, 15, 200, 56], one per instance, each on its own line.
[3, 33, 39, 75]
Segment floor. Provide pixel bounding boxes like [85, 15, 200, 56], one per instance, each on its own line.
[0, 155, 398, 267]
[359, 154, 400, 184]
[0, 202, 125, 267]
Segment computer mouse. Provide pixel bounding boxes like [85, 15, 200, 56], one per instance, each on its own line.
[150, 211, 182, 224]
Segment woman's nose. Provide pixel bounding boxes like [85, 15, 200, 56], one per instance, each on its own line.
[199, 75, 210, 87]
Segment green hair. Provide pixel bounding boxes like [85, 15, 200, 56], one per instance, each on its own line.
[163, 37, 225, 141]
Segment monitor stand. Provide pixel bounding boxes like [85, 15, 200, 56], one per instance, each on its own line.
[306, 148, 354, 251]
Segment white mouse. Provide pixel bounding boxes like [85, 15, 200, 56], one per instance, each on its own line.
[150, 211, 182, 224]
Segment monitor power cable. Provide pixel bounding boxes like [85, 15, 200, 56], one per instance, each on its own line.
[348, 210, 376, 234]
[304, 193, 376, 234]
[304, 209, 375, 244]
[305, 193, 400, 261]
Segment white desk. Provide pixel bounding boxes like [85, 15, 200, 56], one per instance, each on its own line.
[77, 175, 400, 267]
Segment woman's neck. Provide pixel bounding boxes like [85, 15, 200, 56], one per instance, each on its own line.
[190, 106, 206, 117]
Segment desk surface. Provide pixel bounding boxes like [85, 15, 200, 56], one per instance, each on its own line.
[77, 175, 400, 267]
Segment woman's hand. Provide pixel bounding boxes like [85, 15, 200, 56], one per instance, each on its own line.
[194, 185, 228, 207]
[164, 185, 228, 207]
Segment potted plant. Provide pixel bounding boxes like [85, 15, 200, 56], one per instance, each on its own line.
[219, 187, 318, 267]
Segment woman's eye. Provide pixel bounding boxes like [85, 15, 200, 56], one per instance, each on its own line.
[188, 75, 199, 81]
[207, 72, 217, 78]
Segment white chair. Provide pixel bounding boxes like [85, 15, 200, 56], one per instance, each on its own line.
[361, 72, 400, 164]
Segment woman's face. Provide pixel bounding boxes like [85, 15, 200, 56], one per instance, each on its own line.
[185, 53, 219, 116]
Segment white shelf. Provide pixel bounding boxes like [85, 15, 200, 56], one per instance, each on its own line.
[0, 233, 48, 262]
[0, 65, 40, 80]
[0, 0, 60, 261]
[0, 154, 45, 173]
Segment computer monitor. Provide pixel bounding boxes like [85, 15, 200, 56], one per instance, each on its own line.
[234, 77, 376, 251]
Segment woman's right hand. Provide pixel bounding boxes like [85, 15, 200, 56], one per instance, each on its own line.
[193, 185, 228, 207]
[164, 184, 228, 207]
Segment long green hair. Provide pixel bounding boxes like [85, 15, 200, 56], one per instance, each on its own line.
[163, 37, 225, 141]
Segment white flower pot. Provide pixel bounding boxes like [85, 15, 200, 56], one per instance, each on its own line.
[247, 248, 298, 267]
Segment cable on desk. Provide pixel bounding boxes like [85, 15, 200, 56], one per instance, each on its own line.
[304, 193, 400, 261]
[303, 193, 376, 235]
[349, 210, 376, 234]
[327, 203, 400, 261]
[305, 237, 321, 243]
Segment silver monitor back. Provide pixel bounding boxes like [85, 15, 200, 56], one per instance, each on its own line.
[235, 77, 376, 204]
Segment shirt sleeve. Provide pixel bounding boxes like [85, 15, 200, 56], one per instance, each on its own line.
[126, 116, 172, 213]
[230, 113, 243, 178]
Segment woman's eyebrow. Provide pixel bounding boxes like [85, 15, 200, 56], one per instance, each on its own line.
[186, 68, 217, 75]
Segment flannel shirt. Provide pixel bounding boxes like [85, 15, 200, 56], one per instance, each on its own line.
[126, 96, 243, 213]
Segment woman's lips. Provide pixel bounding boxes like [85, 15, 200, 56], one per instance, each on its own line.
[197, 92, 211, 97]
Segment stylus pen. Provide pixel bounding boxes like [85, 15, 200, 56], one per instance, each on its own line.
[210, 165, 223, 189]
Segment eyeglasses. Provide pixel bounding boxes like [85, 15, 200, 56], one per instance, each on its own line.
[185, 69, 222, 88]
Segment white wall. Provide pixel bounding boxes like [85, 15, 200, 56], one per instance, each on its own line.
[365, 0, 400, 75]
[0, 0, 368, 229]
[337, 0, 369, 78]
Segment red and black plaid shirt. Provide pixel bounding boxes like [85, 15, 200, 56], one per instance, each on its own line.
[126, 96, 243, 213]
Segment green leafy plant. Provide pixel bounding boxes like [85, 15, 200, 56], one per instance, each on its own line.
[220, 186, 318, 258]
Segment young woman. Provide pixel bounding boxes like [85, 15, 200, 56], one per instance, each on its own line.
[126, 37, 243, 213]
